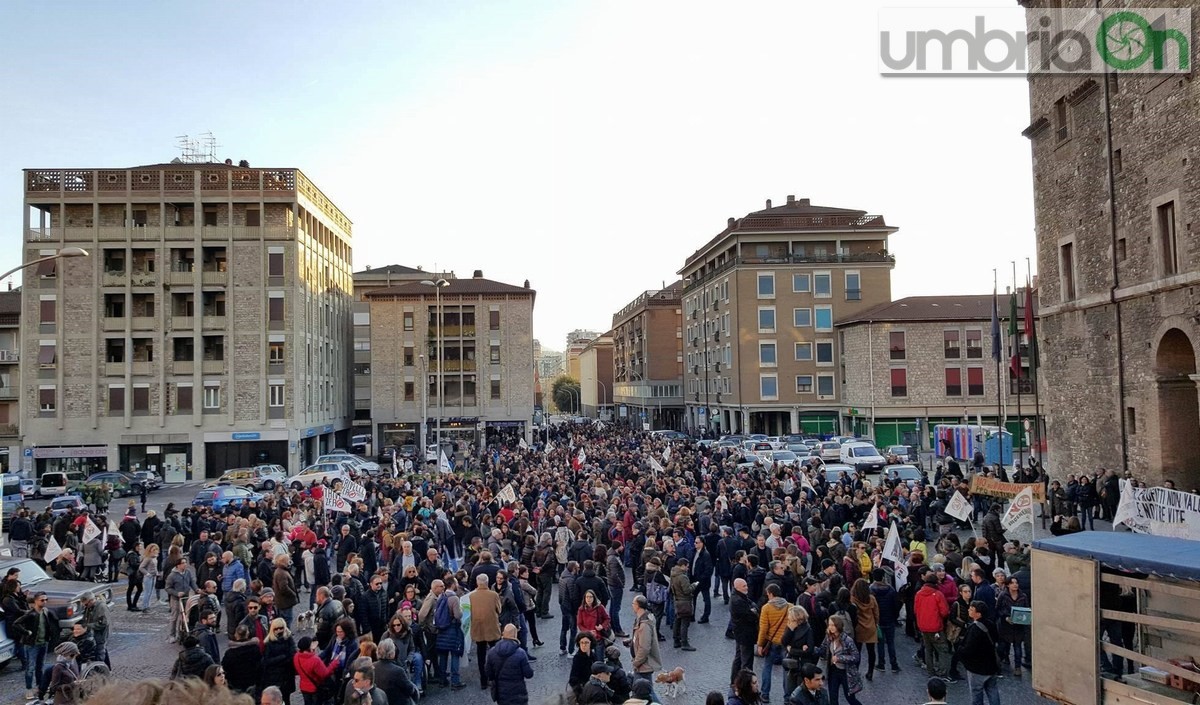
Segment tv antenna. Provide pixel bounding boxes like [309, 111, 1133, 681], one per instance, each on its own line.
[174, 132, 220, 163]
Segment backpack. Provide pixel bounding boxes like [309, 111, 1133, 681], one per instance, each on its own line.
[434, 593, 455, 632]
[646, 579, 669, 606]
[126, 551, 143, 581]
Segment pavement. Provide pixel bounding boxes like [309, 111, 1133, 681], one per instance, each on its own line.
[0, 482, 1060, 705]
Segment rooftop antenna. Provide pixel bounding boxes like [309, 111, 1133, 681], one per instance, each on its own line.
[198, 131, 219, 162]
[175, 132, 220, 163]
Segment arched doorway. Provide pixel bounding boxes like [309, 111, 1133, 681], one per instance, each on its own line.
[1156, 328, 1200, 484]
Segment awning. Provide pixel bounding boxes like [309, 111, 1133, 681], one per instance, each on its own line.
[1034, 532, 1200, 582]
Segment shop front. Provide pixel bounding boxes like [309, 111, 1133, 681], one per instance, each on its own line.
[428, 417, 479, 453]
[204, 430, 289, 479]
[484, 420, 526, 446]
[33, 445, 108, 478]
[378, 422, 420, 450]
[119, 444, 191, 482]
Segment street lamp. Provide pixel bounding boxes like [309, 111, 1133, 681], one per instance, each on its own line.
[0, 247, 88, 543]
[596, 379, 607, 420]
[418, 353, 428, 457]
[420, 279, 450, 460]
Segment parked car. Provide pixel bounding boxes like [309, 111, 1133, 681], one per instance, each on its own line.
[206, 465, 287, 492]
[651, 430, 688, 441]
[764, 450, 800, 468]
[0, 557, 114, 632]
[818, 441, 843, 462]
[749, 434, 768, 442]
[80, 472, 143, 497]
[883, 464, 926, 488]
[132, 470, 162, 490]
[786, 442, 811, 454]
[48, 495, 87, 517]
[822, 463, 856, 483]
[192, 485, 264, 512]
[289, 461, 354, 491]
[19, 478, 38, 499]
[2, 475, 23, 529]
[840, 442, 887, 475]
[37, 471, 71, 498]
[884, 445, 914, 464]
[0, 609, 14, 667]
[316, 453, 382, 477]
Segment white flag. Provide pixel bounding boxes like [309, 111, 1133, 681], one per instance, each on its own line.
[519, 437, 529, 450]
[861, 503, 879, 532]
[44, 536, 63, 563]
[392, 450, 399, 476]
[82, 517, 102, 544]
[662, 445, 671, 463]
[545, 441, 555, 455]
[439, 450, 452, 473]
[882, 522, 904, 565]
[1112, 479, 1137, 529]
[323, 492, 351, 514]
[946, 491, 973, 521]
[1001, 485, 1034, 531]
[800, 472, 815, 493]
[497, 484, 517, 504]
[341, 475, 367, 502]
[648, 457, 664, 476]
[894, 562, 909, 591]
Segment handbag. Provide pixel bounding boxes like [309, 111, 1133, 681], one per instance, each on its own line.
[782, 658, 801, 671]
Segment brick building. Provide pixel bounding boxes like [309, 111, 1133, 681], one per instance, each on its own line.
[21, 164, 354, 479]
[578, 333, 614, 419]
[0, 291, 19, 470]
[838, 294, 1043, 450]
[364, 270, 536, 450]
[611, 283, 684, 430]
[1021, 2, 1200, 483]
[679, 196, 898, 436]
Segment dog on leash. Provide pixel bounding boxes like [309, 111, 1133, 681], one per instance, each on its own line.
[655, 667, 686, 699]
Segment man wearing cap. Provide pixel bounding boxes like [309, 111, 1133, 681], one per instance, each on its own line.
[625, 678, 655, 705]
[81, 590, 110, 666]
[580, 661, 617, 704]
[45, 642, 81, 704]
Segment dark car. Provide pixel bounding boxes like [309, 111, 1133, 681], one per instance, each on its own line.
[81, 471, 143, 497]
[0, 558, 114, 631]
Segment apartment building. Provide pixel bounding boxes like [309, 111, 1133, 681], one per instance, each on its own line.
[1021, 2, 1198, 483]
[679, 196, 897, 436]
[0, 291, 19, 470]
[22, 163, 353, 480]
[565, 329, 598, 381]
[611, 283, 684, 430]
[837, 294, 1043, 449]
[578, 333, 614, 419]
[351, 264, 453, 442]
[365, 270, 536, 449]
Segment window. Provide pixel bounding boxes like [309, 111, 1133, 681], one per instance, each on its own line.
[889, 331, 905, 360]
[354, 340, 370, 351]
[890, 368, 907, 397]
[814, 272, 832, 298]
[404, 381, 414, 401]
[1127, 406, 1137, 435]
[816, 374, 835, 398]
[795, 342, 813, 361]
[760, 374, 778, 400]
[132, 386, 149, 413]
[246, 209, 261, 227]
[759, 342, 777, 366]
[36, 254, 56, 278]
[965, 330, 983, 358]
[176, 385, 192, 413]
[967, 367, 985, 396]
[267, 251, 284, 277]
[1113, 148, 1123, 175]
[203, 208, 217, 226]
[792, 274, 811, 293]
[1117, 237, 1127, 262]
[1157, 201, 1179, 277]
[174, 337, 194, 362]
[793, 308, 812, 328]
[268, 295, 284, 323]
[403, 312, 414, 331]
[796, 375, 814, 393]
[816, 341, 834, 365]
[38, 343, 57, 368]
[39, 298, 56, 325]
[1054, 98, 1069, 141]
[815, 306, 833, 332]
[131, 209, 147, 226]
[203, 384, 221, 409]
[489, 310, 500, 330]
[108, 386, 124, 413]
[757, 273, 775, 298]
[758, 307, 776, 333]
[845, 272, 861, 301]
[105, 339, 125, 363]
[1059, 241, 1077, 300]
[39, 387, 55, 412]
[945, 368, 962, 396]
[944, 330, 961, 359]
[490, 344, 501, 364]
[269, 341, 284, 364]
[269, 383, 285, 407]
[491, 379, 502, 399]
[403, 349, 414, 367]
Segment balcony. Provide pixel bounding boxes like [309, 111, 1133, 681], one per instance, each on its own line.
[173, 361, 194, 374]
[131, 316, 155, 330]
[167, 271, 194, 286]
[683, 250, 895, 291]
[201, 315, 227, 329]
[129, 271, 156, 287]
[0, 388, 15, 399]
[201, 360, 225, 374]
[102, 317, 126, 332]
[430, 360, 477, 372]
[201, 271, 227, 286]
[131, 361, 151, 375]
[104, 362, 125, 377]
[102, 272, 126, 287]
[172, 317, 194, 330]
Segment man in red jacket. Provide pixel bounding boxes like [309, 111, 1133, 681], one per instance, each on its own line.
[914, 573, 952, 681]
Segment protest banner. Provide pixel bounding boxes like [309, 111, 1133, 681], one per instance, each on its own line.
[1001, 486, 1034, 530]
[1114, 481, 1200, 541]
[969, 475, 1045, 502]
[945, 491, 973, 521]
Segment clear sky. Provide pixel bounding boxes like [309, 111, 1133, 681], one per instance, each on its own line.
[0, 0, 1036, 351]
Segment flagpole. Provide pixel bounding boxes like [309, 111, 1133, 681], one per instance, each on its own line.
[1026, 257, 1042, 466]
[993, 269, 1003, 460]
[1013, 261, 1023, 471]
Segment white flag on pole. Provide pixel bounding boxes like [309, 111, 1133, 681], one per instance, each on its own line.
[497, 484, 517, 504]
[44, 536, 63, 563]
[861, 503, 879, 532]
[518, 437, 529, 450]
[648, 457, 664, 476]
[1113, 479, 1137, 529]
[324, 492, 352, 514]
[800, 472, 815, 493]
[894, 561, 909, 591]
[946, 491, 973, 521]
[82, 517, 102, 544]
[340, 475, 367, 502]
[662, 445, 671, 463]
[882, 521, 904, 565]
[545, 441, 555, 455]
[1001, 485, 1034, 531]
[439, 450, 452, 474]
[392, 450, 399, 477]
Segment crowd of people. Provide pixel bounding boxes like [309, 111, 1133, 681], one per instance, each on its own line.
[0, 423, 1057, 705]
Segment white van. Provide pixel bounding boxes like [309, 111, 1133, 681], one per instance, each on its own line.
[37, 471, 70, 497]
[839, 442, 887, 475]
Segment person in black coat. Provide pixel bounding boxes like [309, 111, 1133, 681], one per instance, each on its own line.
[261, 621, 298, 702]
[729, 578, 759, 687]
[374, 639, 420, 705]
[716, 528, 738, 604]
[689, 537, 714, 623]
[575, 560, 610, 606]
[170, 635, 214, 680]
[957, 601, 1001, 702]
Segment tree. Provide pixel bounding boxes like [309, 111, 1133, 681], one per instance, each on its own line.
[551, 375, 581, 414]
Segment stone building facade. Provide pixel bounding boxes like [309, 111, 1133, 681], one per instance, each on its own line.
[21, 164, 353, 479]
[611, 283, 684, 430]
[365, 271, 536, 450]
[1022, 2, 1200, 483]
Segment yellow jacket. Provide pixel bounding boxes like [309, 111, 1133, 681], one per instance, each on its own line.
[757, 597, 790, 647]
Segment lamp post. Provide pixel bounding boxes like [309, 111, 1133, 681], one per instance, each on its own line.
[0, 247, 88, 543]
[420, 279, 450, 460]
[418, 353, 428, 457]
[596, 379, 607, 420]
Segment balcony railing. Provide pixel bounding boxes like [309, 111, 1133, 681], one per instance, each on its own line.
[683, 251, 893, 291]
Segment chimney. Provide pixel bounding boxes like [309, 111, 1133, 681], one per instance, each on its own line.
[473, 269, 483, 279]
[523, 279, 530, 289]
[765, 199, 772, 209]
[787, 195, 795, 204]
[727, 217, 736, 228]
[799, 198, 811, 206]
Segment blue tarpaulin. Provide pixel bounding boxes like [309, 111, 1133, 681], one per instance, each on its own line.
[1034, 532, 1200, 582]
